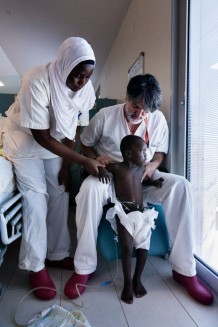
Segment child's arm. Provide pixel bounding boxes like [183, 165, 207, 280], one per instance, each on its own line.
[98, 166, 112, 184]
[142, 177, 164, 188]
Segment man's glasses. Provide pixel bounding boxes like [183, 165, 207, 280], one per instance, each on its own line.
[129, 99, 151, 113]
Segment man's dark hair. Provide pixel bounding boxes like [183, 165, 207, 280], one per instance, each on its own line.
[127, 74, 162, 112]
[120, 135, 144, 156]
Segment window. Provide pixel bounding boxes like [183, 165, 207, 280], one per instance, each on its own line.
[187, 0, 218, 273]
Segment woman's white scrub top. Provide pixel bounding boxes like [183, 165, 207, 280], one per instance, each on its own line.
[4, 65, 64, 159]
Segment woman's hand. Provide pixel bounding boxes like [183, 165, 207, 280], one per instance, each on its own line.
[96, 155, 113, 165]
[58, 166, 71, 192]
[82, 157, 103, 177]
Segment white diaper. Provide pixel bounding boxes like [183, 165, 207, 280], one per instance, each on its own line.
[105, 195, 158, 250]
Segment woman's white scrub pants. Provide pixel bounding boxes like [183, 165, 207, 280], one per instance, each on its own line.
[12, 157, 71, 272]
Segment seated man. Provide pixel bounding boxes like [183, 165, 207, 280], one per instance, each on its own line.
[64, 73, 214, 305]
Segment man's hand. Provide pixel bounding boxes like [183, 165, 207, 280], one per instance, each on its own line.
[141, 161, 157, 182]
[141, 152, 165, 182]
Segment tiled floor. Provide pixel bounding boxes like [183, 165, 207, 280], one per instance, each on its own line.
[0, 207, 217, 327]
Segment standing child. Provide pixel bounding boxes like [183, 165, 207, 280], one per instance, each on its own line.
[98, 135, 164, 304]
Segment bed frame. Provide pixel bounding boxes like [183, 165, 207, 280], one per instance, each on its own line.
[0, 192, 22, 245]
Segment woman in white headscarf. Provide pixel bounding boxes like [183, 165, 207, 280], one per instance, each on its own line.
[3, 37, 100, 300]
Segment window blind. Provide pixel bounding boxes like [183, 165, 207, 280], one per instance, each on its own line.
[187, 0, 218, 270]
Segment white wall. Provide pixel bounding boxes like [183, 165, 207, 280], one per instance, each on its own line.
[96, 0, 172, 123]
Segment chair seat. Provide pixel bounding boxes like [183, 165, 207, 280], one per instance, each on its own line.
[97, 202, 170, 261]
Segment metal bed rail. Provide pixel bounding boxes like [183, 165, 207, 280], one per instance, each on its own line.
[0, 193, 22, 245]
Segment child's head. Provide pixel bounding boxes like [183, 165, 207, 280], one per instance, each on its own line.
[120, 135, 147, 165]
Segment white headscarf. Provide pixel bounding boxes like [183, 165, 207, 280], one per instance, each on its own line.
[48, 37, 96, 140]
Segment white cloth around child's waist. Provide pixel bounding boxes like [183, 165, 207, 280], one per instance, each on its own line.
[105, 200, 158, 250]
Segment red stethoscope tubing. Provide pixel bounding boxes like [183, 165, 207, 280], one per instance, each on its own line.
[144, 116, 149, 148]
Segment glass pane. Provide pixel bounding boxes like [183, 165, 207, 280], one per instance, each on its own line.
[187, 0, 218, 273]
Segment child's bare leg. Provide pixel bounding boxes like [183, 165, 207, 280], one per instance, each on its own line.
[116, 216, 134, 304]
[132, 248, 147, 298]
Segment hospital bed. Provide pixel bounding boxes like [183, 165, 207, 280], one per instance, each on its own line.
[0, 117, 23, 295]
[0, 155, 22, 249]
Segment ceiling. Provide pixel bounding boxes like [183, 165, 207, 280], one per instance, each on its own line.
[0, 0, 132, 94]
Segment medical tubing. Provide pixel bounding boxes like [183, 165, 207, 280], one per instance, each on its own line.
[74, 235, 119, 306]
[14, 287, 59, 327]
[14, 236, 120, 325]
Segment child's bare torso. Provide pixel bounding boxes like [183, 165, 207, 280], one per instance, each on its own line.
[107, 162, 144, 205]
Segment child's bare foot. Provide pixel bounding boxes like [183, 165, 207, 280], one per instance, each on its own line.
[121, 282, 133, 304]
[132, 279, 147, 298]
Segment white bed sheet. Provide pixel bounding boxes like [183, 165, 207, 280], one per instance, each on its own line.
[0, 116, 16, 203]
[0, 156, 16, 205]
[0, 116, 22, 249]
[0, 116, 7, 148]
[0, 156, 22, 246]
